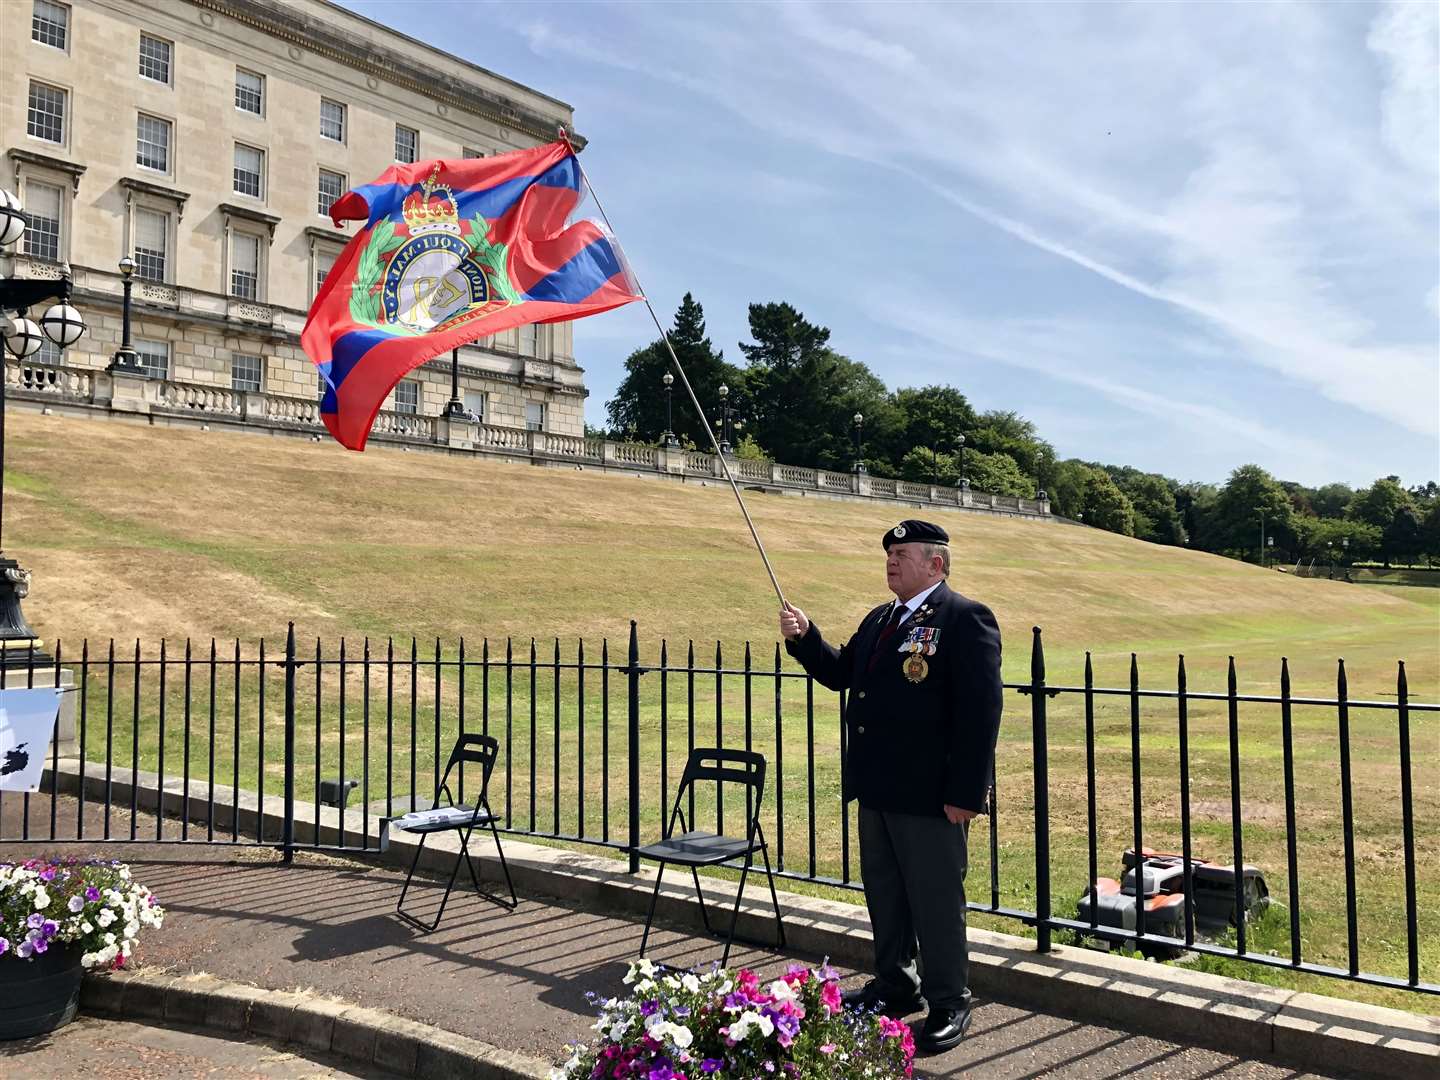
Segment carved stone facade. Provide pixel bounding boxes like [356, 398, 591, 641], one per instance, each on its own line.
[1, 0, 588, 435]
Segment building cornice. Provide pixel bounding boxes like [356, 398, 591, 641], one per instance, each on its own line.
[184, 0, 586, 148]
[119, 177, 191, 220]
[7, 148, 88, 193]
[220, 202, 284, 242]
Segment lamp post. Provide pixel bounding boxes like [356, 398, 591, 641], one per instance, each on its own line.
[110, 255, 139, 371]
[660, 372, 678, 447]
[1342, 535, 1350, 581]
[716, 383, 732, 454]
[956, 433, 966, 487]
[444, 348, 466, 418]
[1, 187, 88, 661]
[1327, 540, 1334, 579]
[1254, 506, 1266, 567]
[851, 412, 865, 474]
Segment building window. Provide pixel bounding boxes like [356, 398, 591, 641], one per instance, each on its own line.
[320, 99, 346, 143]
[525, 401, 544, 432]
[231, 354, 263, 392]
[32, 1, 68, 49]
[395, 124, 418, 163]
[138, 33, 171, 84]
[233, 144, 263, 198]
[317, 368, 329, 401]
[314, 251, 335, 297]
[22, 181, 62, 261]
[518, 323, 542, 358]
[36, 339, 63, 365]
[230, 232, 260, 299]
[462, 147, 484, 159]
[235, 69, 263, 115]
[317, 169, 345, 216]
[135, 338, 169, 380]
[133, 207, 169, 282]
[464, 391, 485, 422]
[27, 82, 66, 144]
[395, 379, 419, 414]
[136, 113, 170, 172]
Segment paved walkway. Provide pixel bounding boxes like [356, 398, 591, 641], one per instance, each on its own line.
[1, 832, 1342, 1080]
[2, 1015, 399, 1078]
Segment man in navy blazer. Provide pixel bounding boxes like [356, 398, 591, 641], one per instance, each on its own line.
[780, 519, 1002, 1051]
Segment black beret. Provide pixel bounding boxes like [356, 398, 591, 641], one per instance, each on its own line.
[882, 520, 949, 550]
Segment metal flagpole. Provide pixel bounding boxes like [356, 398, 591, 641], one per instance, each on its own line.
[557, 129, 788, 608]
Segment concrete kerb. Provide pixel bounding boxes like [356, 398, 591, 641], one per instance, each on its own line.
[78, 969, 551, 1080]
[45, 758, 1440, 1079]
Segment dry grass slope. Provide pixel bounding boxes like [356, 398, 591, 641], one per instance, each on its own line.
[7, 410, 1436, 699]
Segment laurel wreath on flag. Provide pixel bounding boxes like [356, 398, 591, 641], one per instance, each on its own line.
[349, 219, 408, 329]
[463, 214, 521, 306]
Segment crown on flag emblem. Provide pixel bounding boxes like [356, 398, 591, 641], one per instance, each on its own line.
[401, 167, 462, 236]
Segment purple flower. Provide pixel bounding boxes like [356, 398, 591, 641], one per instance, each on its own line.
[41, 920, 58, 937]
[85, 887, 100, 902]
[672, 1005, 691, 1018]
[700, 1061, 723, 1074]
[31, 937, 48, 954]
[26, 913, 44, 930]
[0, 937, 9, 957]
[640, 999, 660, 1017]
[16, 941, 33, 959]
[39, 867, 56, 881]
[68, 895, 86, 913]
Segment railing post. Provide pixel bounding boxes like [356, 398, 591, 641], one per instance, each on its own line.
[1030, 626, 1051, 952]
[282, 622, 296, 865]
[627, 620, 642, 873]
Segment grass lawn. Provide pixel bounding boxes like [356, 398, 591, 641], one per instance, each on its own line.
[5, 410, 1438, 1013]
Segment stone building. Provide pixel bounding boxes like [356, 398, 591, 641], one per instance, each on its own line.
[2, 0, 588, 435]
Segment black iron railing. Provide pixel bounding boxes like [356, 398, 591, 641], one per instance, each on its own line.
[0, 624, 1432, 996]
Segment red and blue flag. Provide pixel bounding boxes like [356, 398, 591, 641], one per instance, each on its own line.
[301, 140, 641, 450]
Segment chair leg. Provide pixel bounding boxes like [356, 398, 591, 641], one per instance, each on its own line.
[690, 866, 713, 934]
[759, 842, 786, 950]
[487, 819, 519, 909]
[721, 852, 754, 968]
[395, 832, 428, 918]
[639, 860, 666, 958]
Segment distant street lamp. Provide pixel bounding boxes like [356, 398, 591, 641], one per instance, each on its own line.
[716, 383, 733, 454]
[110, 255, 140, 372]
[1342, 535, 1351, 581]
[660, 372, 678, 448]
[1254, 506, 1266, 567]
[1, 187, 89, 661]
[956, 433, 967, 487]
[851, 412, 866, 474]
[1327, 539, 1334, 579]
[445, 348, 467, 418]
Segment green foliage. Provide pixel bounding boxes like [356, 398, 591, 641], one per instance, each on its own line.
[1382, 505, 1424, 566]
[1081, 469, 1136, 536]
[605, 294, 743, 446]
[463, 213, 520, 305]
[1347, 477, 1415, 531]
[1104, 466, 1186, 545]
[962, 449, 1033, 498]
[1309, 482, 1356, 518]
[1292, 516, 1381, 562]
[349, 219, 406, 326]
[733, 433, 769, 461]
[1200, 464, 1295, 558]
[899, 446, 958, 486]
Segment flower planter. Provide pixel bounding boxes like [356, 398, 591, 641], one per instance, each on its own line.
[0, 943, 82, 1040]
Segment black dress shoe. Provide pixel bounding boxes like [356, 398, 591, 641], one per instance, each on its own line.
[916, 1005, 973, 1052]
[842, 983, 925, 1017]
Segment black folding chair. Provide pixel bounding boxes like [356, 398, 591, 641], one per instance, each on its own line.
[386, 733, 517, 933]
[633, 747, 786, 965]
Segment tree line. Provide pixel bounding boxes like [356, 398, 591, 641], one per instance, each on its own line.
[600, 295, 1440, 566]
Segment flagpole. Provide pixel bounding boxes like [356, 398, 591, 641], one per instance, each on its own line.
[558, 129, 788, 609]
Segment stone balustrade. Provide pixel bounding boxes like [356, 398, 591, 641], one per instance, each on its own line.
[4, 357, 1052, 519]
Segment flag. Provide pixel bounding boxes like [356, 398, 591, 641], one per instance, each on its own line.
[301, 140, 641, 451]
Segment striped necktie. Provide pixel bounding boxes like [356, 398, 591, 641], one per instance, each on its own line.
[867, 604, 908, 672]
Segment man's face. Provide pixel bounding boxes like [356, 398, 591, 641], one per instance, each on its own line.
[885, 543, 938, 601]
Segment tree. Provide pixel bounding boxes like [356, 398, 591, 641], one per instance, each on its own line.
[1046, 459, 1095, 520]
[1309, 483, 1355, 518]
[1348, 477, 1416, 532]
[900, 446, 958, 486]
[884, 386, 977, 468]
[961, 450, 1033, 498]
[967, 410, 1054, 483]
[1104, 466, 1185, 545]
[1420, 502, 1440, 568]
[605, 294, 743, 446]
[1082, 470, 1136, 536]
[1292, 517, 1381, 565]
[1205, 465, 1295, 559]
[1176, 482, 1219, 549]
[740, 302, 897, 472]
[1382, 506, 1424, 567]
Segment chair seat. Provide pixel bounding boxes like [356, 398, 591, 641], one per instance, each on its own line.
[391, 806, 497, 833]
[634, 830, 759, 866]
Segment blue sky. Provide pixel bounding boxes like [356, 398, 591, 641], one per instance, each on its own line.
[341, 1, 1438, 489]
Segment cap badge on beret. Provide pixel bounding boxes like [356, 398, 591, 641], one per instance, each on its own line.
[892, 525, 907, 539]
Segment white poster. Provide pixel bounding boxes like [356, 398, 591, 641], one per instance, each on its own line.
[0, 687, 62, 792]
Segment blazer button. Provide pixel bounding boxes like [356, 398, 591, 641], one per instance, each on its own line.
[857, 690, 866, 699]
[857, 725, 866, 735]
